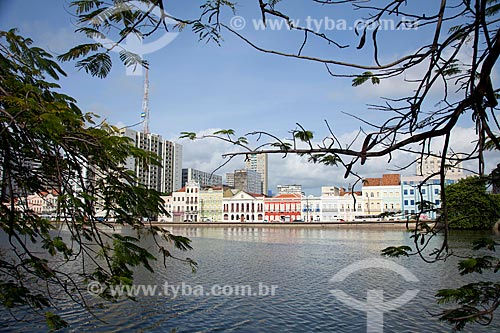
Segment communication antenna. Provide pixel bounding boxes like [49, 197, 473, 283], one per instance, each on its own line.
[141, 66, 150, 134]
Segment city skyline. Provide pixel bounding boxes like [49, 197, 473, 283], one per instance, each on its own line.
[0, 2, 498, 196]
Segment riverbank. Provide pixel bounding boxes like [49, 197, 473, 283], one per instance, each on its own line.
[152, 221, 426, 229]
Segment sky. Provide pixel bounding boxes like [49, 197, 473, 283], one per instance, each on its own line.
[1, 0, 498, 195]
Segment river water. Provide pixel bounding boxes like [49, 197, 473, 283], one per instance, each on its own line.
[3, 226, 500, 332]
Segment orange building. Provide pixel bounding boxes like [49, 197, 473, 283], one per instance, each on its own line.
[264, 194, 302, 222]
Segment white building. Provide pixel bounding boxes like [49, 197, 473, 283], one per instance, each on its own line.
[172, 181, 200, 222]
[222, 188, 265, 222]
[119, 128, 182, 194]
[321, 188, 363, 222]
[158, 195, 173, 222]
[245, 153, 268, 195]
[182, 168, 222, 188]
[277, 184, 302, 195]
[416, 154, 464, 178]
[225, 172, 234, 187]
[301, 195, 321, 222]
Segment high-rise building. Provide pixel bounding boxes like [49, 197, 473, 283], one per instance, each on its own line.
[416, 154, 463, 178]
[225, 172, 234, 187]
[245, 153, 268, 194]
[233, 169, 262, 194]
[118, 128, 182, 194]
[277, 184, 302, 195]
[182, 168, 222, 188]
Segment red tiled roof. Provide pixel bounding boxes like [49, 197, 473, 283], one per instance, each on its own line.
[364, 178, 381, 186]
[364, 174, 401, 187]
[382, 174, 401, 186]
[274, 193, 302, 199]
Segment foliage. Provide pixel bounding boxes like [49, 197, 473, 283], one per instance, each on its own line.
[0, 29, 195, 329]
[445, 176, 500, 229]
[435, 238, 500, 331]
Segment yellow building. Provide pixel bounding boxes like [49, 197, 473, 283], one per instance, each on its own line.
[200, 186, 224, 222]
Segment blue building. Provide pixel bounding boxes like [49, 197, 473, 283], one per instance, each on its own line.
[401, 176, 462, 220]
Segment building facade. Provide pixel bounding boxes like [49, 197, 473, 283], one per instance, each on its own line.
[416, 154, 464, 178]
[264, 194, 302, 222]
[200, 186, 224, 222]
[301, 195, 321, 222]
[225, 172, 234, 187]
[158, 195, 173, 222]
[321, 187, 363, 221]
[222, 189, 265, 222]
[171, 181, 200, 222]
[24, 190, 58, 218]
[362, 174, 401, 218]
[232, 169, 262, 194]
[277, 184, 302, 195]
[182, 168, 222, 188]
[245, 153, 268, 194]
[119, 128, 182, 194]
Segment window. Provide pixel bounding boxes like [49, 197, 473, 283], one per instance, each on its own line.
[422, 189, 426, 195]
[403, 189, 408, 195]
[410, 189, 414, 195]
[435, 200, 441, 205]
[410, 200, 415, 205]
[404, 200, 408, 205]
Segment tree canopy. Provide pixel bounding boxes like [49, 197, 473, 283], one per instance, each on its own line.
[0, 29, 195, 329]
[446, 176, 500, 229]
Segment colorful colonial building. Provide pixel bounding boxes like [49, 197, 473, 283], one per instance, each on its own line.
[264, 193, 302, 222]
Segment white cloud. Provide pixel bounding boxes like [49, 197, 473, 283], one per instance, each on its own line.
[17, 20, 84, 55]
[176, 129, 248, 179]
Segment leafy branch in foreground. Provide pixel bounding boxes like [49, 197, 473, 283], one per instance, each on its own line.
[435, 238, 500, 331]
[0, 29, 195, 329]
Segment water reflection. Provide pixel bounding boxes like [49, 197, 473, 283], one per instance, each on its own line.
[1, 226, 499, 333]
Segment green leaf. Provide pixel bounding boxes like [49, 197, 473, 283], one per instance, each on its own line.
[45, 312, 69, 331]
[179, 132, 197, 140]
[57, 43, 102, 62]
[213, 129, 235, 136]
[237, 136, 248, 144]
[76, 52, 112, 78]
[119, 50, 146, 69]
[381, 245, 412, 257]
[294, 130, 314, 142]
[352, 71, 377, 87]
[457, 256, 496, 275]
